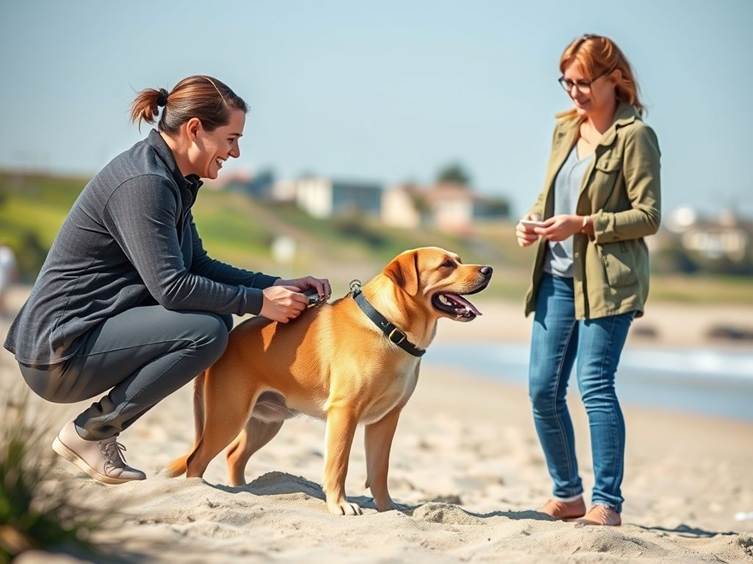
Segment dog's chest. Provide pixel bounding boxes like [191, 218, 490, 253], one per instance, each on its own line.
[360, 361, 419, 425]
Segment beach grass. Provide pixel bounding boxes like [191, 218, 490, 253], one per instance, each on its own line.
[0, 392, 99, 562]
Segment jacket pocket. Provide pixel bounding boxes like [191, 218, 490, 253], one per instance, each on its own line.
[588, 154, 623, 211]
[598, 241, 638, 288]
[595, 155, 621, 173]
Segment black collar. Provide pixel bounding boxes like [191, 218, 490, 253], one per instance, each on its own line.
[351, 288, 426, 358]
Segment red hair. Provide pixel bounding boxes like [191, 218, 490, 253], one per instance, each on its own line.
[560, 34, 644, 116]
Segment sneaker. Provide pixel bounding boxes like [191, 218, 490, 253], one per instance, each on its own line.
[575, 504, 622, 526]
[538, 497, 587, 520]
[52, 421, 146, 484]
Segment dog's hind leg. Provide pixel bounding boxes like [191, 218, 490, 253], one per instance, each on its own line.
[185, 370, 257, 479]
[226, 418, 284, 486]
[226, 392, 294, 485]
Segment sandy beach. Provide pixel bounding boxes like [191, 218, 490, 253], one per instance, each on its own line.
[2, 287, 753, 563]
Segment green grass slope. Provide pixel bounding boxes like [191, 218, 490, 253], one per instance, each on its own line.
[1, 170, 752, 304]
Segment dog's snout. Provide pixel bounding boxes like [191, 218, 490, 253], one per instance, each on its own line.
[480, 266, 493, 278]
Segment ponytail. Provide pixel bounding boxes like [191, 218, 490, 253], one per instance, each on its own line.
[130, 88, 169, 128]
[129, 76, 246, 132]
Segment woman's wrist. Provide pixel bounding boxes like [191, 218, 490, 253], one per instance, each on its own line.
[579, 214, 594, 235]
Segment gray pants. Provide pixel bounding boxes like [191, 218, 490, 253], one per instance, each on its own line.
[19, 306, 232, 440]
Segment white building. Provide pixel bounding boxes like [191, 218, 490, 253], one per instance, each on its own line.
[682, 228, 748, 261]
[381, 184, 424, 228]
[294, 177, 383, 219]
[382, 182, 510, 232]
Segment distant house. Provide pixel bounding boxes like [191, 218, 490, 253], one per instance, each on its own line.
[211, 168, 252, 191]
[228, 172, 510, 232]
[381, 184, 426, 228]
[669, 208, 750, 262]
[242, 169, 276, 199]
[382, 182, 510, 232]
[269, 179, 298, 202]
[425, 184, 477, 231]
[295, 177, 383, 219]
[221, 168, 277, 199]
[682, 226, 749, 262]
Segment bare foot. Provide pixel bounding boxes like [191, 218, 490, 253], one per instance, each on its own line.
[538, 497, 586, 520]
[574, 504, 621, 526]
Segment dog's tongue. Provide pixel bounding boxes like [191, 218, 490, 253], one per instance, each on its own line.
[446, 293, 482, 316]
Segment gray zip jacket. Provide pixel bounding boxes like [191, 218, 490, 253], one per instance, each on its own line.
[4, 130, 278, 366]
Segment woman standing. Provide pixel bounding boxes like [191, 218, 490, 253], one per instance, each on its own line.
[5, 75, 330, 484]
[516, 35, 661, 526]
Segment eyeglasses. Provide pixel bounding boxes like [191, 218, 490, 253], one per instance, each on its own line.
[558, 69, 611, 95]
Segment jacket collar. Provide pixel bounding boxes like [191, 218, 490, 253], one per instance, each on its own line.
[553, 101, 640, 149]
[146, 129, 203, 197]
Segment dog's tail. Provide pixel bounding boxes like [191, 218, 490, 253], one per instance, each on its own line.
[164, 453, 190, 478]
[165, 370, 207, 478]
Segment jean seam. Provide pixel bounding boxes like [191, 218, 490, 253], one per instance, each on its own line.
[594, 314, 620, 508]
[553, 318, 578, 496]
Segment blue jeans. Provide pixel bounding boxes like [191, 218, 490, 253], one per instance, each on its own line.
[528, 273, 634, 512]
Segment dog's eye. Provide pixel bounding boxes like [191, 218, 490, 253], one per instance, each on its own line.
[440, 260, 456, 269]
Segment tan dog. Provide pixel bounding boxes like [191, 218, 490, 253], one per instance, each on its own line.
[166, 247, 492, 515]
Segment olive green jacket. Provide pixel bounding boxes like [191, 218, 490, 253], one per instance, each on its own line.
[524, 102, 661, 319]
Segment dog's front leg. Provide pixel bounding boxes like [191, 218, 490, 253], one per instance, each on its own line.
[323, 406, 361, 515]
[364, 406, 401, 511]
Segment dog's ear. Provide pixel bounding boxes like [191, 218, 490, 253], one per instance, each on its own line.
[384, 251, 419, 296]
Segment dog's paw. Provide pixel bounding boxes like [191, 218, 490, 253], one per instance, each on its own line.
[327, 498, 362, 516]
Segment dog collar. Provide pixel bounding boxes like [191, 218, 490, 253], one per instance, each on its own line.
[351, 288, 426, 358]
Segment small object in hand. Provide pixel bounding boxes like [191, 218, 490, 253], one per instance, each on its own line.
[520, 219, 546, 228]
[304, 288, 325, 307]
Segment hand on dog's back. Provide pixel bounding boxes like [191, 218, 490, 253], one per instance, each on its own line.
[261, 286, 308, 323]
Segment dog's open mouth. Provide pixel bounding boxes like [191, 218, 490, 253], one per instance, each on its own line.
[431, 292, 482, 322]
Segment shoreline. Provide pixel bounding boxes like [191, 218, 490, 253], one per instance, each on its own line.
[423, 356, 753, 426]
[431, 297, 753, 350]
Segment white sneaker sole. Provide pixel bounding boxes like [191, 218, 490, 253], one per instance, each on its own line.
[52, 436, 135, 485]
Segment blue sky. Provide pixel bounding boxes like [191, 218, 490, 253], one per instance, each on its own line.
[1, 0, 752, 217]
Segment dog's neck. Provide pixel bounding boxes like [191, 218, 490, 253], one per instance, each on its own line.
[360, 275, 437, 350]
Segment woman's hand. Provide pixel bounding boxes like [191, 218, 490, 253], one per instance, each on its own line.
[515, 214, 542, 247]
[535, 214, 584, 242]
[261, 275, 330, 322]
[274, 275, 332, 301]
[260, 285, 308, 323]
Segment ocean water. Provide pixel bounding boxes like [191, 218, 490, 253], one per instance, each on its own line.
[424, 342, 753, 422]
